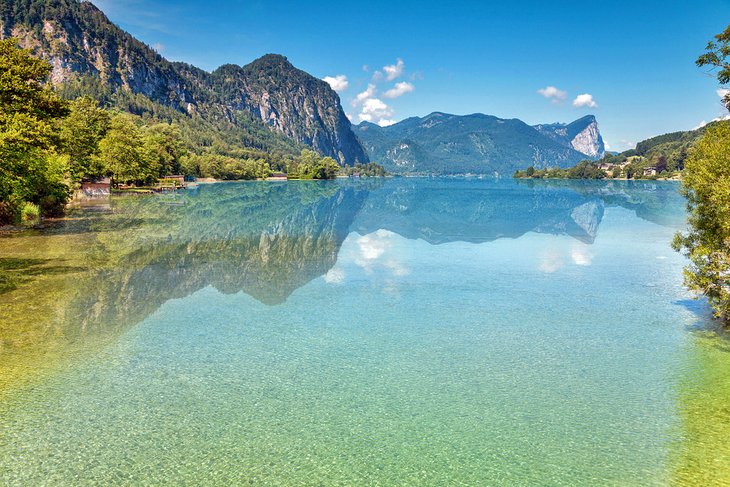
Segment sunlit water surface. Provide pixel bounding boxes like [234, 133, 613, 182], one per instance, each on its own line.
[0, 179, 728, 485]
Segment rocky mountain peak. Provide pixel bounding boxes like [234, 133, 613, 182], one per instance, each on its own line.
[568, 116, 604, 158]
[534, 115, 605, 159]
[210, 53, 368, 164]
[2, 0, 368, 164]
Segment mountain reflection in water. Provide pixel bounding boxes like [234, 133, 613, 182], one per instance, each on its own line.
[70, 180, 686, 322]
[4, 178, 728, 486]
[0, 178, 686, 394]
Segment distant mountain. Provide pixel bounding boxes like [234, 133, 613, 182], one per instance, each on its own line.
[0, 0, 368, 164]
[534, 115, 605, 159]
[354, 112, 603, 175]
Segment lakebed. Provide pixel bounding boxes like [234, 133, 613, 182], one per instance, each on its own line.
[0, 178, 728, 485]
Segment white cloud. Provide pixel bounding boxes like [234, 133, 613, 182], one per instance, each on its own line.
[718, 88, 730, 99]
[604, 140, 611, 151]
[353, 84, 376, 106]
[351, 84, 397, 126]
[323, 74, 349, 92]
[537, 86, 567, 103]
[152, 42, 166, 53]
[383, 81, 415, 99]
[358, 98, 395, 125]
[348, 59, 412, 125]
[362, 64, 369, 72]
[573, 93, 598, 108]
[383, 58, 405, 81]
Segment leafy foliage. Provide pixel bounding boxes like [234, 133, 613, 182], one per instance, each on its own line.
[286, 149, 340, 180]
[673, 24, 730, 323]
[673, 123, 730, 322]
[697, 23, 730, 109]
[339, 162, 388, 178]
[0, 38, 70, 222]
[180, 154, 270, 180]
[514, 161, 607, 179]
[59, 96, 110, 182]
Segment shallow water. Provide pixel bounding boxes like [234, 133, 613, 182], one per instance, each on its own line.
[0, 179, 728, 485]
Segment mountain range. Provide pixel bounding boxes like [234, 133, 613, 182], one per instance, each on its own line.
[354, 113, 605, 175]
[0, 0, 368, 164]
[2, 0, 606, 175]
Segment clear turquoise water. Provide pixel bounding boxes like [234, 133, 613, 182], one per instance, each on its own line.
[0, 179, 725, 485]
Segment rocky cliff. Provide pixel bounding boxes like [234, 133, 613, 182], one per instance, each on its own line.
[0, 0, 368, 164]
[211, 56, 368, 164]
[533, 115, 605, 159]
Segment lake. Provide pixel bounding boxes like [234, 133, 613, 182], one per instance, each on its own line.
[0, 178, 728, 485]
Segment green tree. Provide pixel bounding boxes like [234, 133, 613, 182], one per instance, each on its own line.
[0, 38, 70, 222]
[673, 123, 730, 322]
[674, 24, 730, 323]
[697, 23, 730, 110]
[287, 149, 340, 180]
[142, 123, 186, 177]
[98, 114, 145, 185]
[60, 96, 110, 182]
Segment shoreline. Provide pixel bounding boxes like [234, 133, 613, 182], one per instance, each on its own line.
[514, 176, 682, 182]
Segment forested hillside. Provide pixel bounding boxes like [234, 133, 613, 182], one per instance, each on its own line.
[0, 0, 368, 165]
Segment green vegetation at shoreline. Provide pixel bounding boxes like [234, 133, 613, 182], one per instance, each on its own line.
[673, 24, 730, 325]
[0, 38, 71, 224]
[514, 161, 610, 180]
[514, 121, 717, 181]
[0, 39, 386, 224]
[285, 149, 339, 180]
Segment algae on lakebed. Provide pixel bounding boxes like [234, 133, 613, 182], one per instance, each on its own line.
[0, 181, 371, 396]
[672, 326, 730, 484]
[0, 219, 111, 397]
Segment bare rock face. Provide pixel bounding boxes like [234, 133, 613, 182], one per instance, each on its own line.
[3, 2, 196, 106]
[211, 56, 368, 164]
[534, 115, 605, 159]
[0, 0, 368, 165]
[569, 117, 605, 158]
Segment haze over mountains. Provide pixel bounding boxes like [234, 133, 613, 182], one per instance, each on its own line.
[2, 0, 606, 175]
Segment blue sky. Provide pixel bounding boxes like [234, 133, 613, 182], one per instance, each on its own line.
[90, 0, 730, 150]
